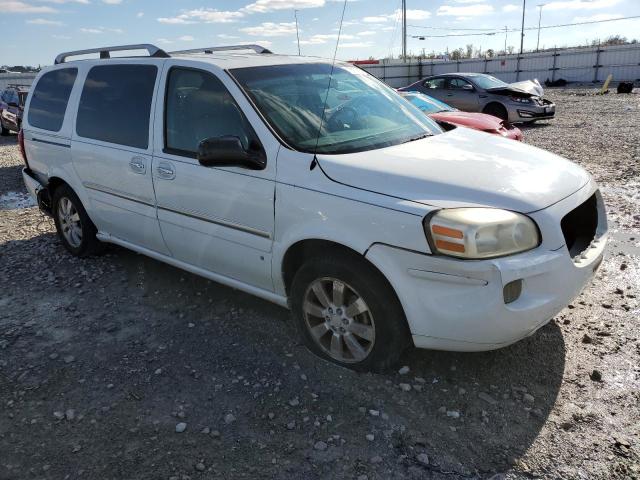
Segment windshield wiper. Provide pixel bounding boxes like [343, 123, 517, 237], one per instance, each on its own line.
[403, 133, 432, 144]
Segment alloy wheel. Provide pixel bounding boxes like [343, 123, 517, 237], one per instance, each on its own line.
[302, 277, 375, 363]
[57, 197, 83, 248]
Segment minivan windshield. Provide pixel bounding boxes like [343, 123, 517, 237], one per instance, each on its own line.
[230, 63, 441, 155]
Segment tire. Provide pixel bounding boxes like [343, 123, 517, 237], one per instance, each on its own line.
[52, 184, 104, 257]
[0, 119, 9, 136]
[483, 103, 509, 122]
[290, 252, 411, 372]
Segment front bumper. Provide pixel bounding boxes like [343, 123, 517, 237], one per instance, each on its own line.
[513, 100, 556, 122]
[365, 183, 607, 352]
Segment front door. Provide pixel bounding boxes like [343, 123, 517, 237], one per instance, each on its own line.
[444, 77, 480, 111]
[151, 64, 278, 291]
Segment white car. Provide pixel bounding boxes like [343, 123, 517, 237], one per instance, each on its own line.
[20, 44, 607, 371]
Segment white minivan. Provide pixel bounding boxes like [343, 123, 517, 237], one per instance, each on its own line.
[20, 44, 607, 371]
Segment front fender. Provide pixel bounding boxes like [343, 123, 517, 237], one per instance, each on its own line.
[271, 182, 431, 295]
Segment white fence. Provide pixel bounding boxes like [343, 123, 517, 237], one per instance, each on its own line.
[3, 42, 640, 92]
[0, 73, 37, 91]
[358, 43, 640, 88]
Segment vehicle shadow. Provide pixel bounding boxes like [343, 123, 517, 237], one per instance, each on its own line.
[400, 322, 565, 474]
[110, 245, 565, 476]
[1, 234, 565, 478]
[519, 121, 553, 131]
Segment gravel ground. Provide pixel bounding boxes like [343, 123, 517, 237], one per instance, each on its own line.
[0, 88, 638, 480]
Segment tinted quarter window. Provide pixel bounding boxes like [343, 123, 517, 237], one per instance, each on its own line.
[165, 68, 255, 155]
[28, 68, 77, 132]
[77, 64, 157, 149]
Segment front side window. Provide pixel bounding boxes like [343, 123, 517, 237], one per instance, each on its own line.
[164, 67, 257, 156]
[448, 78, 473, 90]
[77, 64, 157, 149]
[28, 68, 77, 132]
[231, 63, 440, 155]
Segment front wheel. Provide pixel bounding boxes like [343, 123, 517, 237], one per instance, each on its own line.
[483, 103, 509, 122]
[290, 253, 410, 372]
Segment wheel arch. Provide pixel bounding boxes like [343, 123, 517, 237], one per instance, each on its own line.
[281, 239, 364, 297]
[482, 101, 509, 120]
[280, 239, 406, 325]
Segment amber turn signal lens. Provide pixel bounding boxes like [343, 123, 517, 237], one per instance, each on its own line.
[431, 224, 463, 239]
[435, 239, 465, 253]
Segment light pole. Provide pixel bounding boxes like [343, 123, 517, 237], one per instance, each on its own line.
[536, 4, 545, 52]
[504, 26, 508, 54]
[519, 0, 526, 55]
[402, 0, 407, 61]
[294, 9, 301, 55]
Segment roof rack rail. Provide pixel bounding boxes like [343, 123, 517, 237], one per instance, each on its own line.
[54, 44, 170, 64]
[169, 44, 273, 55]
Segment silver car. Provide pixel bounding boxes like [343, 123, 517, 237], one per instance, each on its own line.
[400, 73, 555, 124]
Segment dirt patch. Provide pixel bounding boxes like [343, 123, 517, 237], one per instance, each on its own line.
[1, 89, 639, 479]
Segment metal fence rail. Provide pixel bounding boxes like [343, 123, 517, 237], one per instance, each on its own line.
[0, 73, 37, 91]
[359, 43, 640, 88]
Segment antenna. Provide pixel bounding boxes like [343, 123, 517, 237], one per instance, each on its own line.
[294, 10, 301, 55]
[311, 0, 348, 167]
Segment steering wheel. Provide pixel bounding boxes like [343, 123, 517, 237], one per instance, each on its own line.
[327, 105, 361, 131]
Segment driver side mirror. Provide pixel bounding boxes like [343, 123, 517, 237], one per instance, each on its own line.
[462, 84, 474, 91]
[197, 136, 266, 170]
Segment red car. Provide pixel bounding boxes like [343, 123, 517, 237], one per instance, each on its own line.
[400, 91, 523, 141]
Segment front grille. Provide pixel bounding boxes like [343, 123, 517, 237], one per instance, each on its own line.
[561, 193, 598, 257]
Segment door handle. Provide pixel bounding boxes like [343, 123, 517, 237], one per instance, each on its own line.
[129, 157, 146, 174]
[156, 162, 175, 180]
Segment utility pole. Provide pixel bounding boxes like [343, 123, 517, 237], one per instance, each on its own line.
[504, 26, 508, 54]
[536, 4, 545, 52]
[294, 9, 301, 55]
[401, 0, 407, 61]
[519, 0, 526, 55]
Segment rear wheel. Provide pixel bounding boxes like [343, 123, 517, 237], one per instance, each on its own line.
[52, 185, 103, 257]
[290, 252, 410, 372]
[483, 103, 509, 122]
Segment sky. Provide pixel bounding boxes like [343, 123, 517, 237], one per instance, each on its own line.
[1, 0, 640, 67]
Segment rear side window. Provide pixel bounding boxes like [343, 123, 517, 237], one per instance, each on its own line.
[423, 78, 446, 89]
[28, 68, 77, 132]
[77, 64, 157, 149]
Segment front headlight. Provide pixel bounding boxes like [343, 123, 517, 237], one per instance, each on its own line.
[510, 96, 532, 104]
[424, 208, 540, 259]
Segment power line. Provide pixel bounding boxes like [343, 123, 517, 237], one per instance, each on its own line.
[409, 14, 640, 39]
[408, 24, 499, 31]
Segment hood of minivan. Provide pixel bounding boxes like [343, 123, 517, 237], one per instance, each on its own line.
[317, 127, 590, 213]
